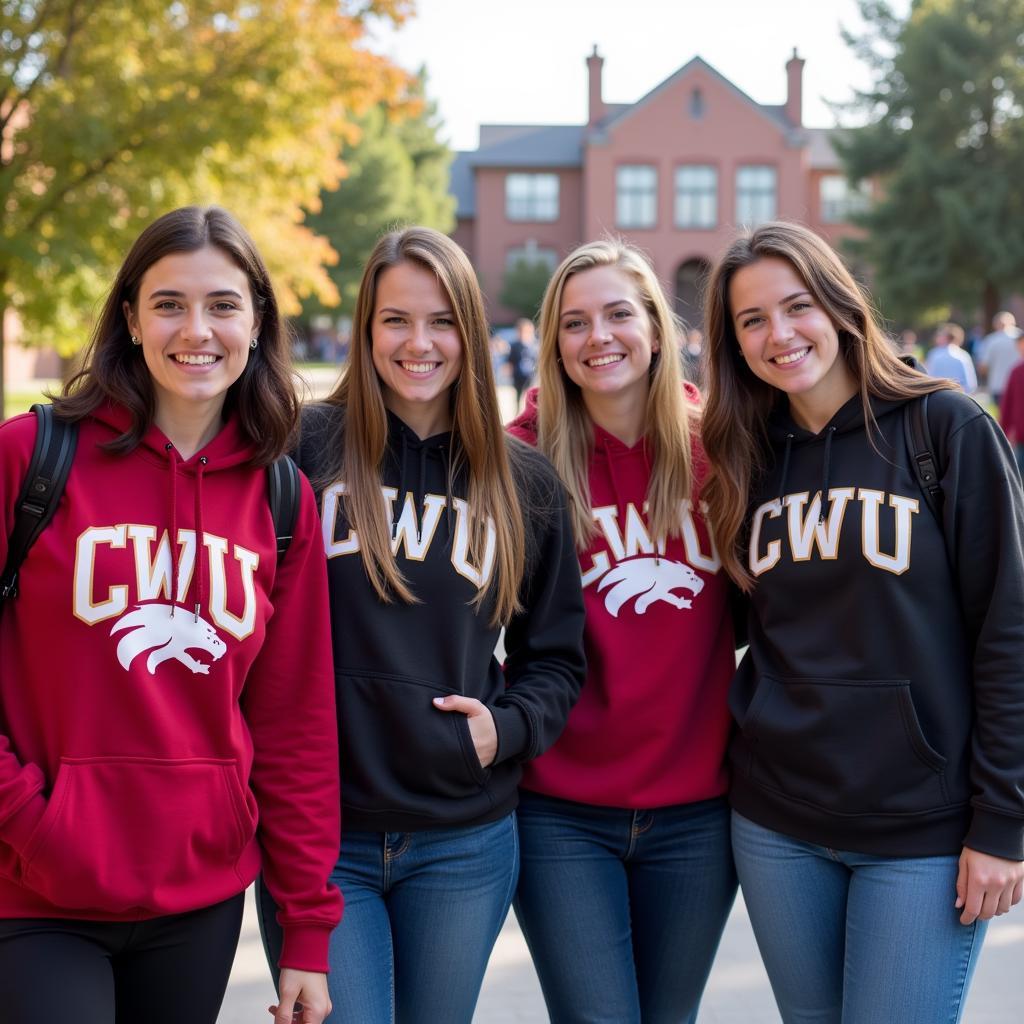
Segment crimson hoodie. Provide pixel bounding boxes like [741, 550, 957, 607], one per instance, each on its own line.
[507, 387, 734, 808]
[0, 404, 341, 971]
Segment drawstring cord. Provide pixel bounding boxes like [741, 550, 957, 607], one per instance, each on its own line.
[166, 444, 178, 618]
[194, 457, 208, 621]
[819, 427, 836, 525]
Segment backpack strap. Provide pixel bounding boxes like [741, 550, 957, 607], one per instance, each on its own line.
[1, 404, 78, 600]
[266, 454, 300, 561]
[903, 393, 943, 527]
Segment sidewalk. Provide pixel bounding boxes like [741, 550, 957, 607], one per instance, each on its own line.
[218, 884, 1024, 1022]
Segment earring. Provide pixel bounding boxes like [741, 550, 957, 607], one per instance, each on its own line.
[250, 337, 258, 350]
[131, 335, 141, 346]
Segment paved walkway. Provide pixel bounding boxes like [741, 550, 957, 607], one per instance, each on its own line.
[218, 884, 1024, 1022]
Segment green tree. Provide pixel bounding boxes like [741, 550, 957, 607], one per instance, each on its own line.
[836, 0, 1024, 325]
[301, 71, 455, 322]
[0, 0, 413, 412]
[499, 258, 552, 321]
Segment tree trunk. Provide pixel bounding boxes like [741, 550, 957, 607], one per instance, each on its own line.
[983, 281, 1000, 333]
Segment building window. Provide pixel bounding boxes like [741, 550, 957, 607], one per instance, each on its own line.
[675, 166, 717, 228]
[736, 165, 777, 225]
[819, 174, 870, 223]
[505, 240, 558, 272]
[689, 88, 705, 120]
[616, 165, 657, 228]
[505, 174, 559, 222]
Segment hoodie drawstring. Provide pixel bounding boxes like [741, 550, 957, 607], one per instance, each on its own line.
[778, 433, 794, 502]
[165, 443, 209, 620]
[819, 426, 836, 525]
[166, 444, 179, 618]
[194, 457, 208, 621]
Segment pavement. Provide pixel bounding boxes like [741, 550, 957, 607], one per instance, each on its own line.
[218, 883, 1024, 1023]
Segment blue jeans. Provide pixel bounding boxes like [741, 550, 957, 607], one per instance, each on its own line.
[514, 791, 736, 1023]
[259, 814, 518, 1024]
[731, 812, 987, 1024]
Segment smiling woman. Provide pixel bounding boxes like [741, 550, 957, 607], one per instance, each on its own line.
[0, 207, 341, 1024]
[701, 220, 1024, 1024]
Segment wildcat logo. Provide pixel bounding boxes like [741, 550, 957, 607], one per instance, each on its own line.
[110, 604, 227, 676]
[597, 557, 704, 617]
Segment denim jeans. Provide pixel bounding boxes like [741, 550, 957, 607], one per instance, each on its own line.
[258, 814, 518, 1024]
[514, 791, 736, 1023]
[731, 812, 987, 1024]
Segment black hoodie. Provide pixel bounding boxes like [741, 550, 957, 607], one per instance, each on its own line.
[296, 403, 586, 832]
[730, 388, 1024, 860]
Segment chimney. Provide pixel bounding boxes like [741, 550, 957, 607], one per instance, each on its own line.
[587, 45, 606, 129]
[785, 47, 805, 127]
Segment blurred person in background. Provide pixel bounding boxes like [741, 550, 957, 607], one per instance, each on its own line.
[925, 322, 977, 393]
[977, 312, 1022, 407]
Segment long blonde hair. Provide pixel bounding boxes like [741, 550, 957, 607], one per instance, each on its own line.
[320, 227, 525, 623]
[702, 221, 955, 591]
[535, 238, 697, 546]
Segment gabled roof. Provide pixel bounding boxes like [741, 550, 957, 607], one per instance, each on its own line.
[600, 55, 797, 138]
[805, 127, 843, 170]
[449, 151, 476, 217]
[471, 124, 585, 168]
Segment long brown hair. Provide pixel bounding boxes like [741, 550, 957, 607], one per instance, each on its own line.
[702, 221, 955, 590]
[54, 206, 297, 465]
[535, 238, 698, 546]
[319, 227, 525, 624]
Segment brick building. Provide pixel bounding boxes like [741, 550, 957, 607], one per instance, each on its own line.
[450, 47, 867, 328]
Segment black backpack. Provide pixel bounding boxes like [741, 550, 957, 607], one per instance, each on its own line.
[0, 404, 300, 602]
[903, 393, 943, 527]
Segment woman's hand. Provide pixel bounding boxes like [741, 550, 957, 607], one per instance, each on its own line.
[433, 695, 498, 767]
[955, 847, 1024, 924]
[269, 969, 331, 1024]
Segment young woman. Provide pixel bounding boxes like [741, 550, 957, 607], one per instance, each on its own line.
[702, 221, 1024, 1023]
[0, 207, 341, 1024]
[507, 239, 737, 1024]
[258, 226, 586, 1023]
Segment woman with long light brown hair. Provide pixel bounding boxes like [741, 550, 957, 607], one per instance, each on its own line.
[257, 226, 585, 1023]
[703, 220, 1024, 1023]
[508, 238, 737, 1024]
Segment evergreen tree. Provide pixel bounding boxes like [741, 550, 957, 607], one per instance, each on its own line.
[499, 258, 552, 321]
[836, 0, 1024, 324]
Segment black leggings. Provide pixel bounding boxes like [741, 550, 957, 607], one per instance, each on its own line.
[0, 892, 244, 1024]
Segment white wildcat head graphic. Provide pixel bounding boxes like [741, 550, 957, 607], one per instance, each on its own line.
[110, 604, 227, 675]
[597, 557, 704, 617]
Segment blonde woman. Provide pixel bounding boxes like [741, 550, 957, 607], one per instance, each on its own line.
[507, 239, 737, 1024]
[258, 227, 585, 1023]
[702, 221, 1024, 1023]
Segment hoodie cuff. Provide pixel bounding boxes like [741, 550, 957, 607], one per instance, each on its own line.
[278, 923, 335, 974]
[489, 703, 531, 766]
[964, 807, 1024, 861]
[2, 791, 48, 858]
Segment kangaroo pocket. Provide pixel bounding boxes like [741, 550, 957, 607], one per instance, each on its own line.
[338, 672, 490, 816]
[21, 757, 254, 913]
[739, 676, 950, 816]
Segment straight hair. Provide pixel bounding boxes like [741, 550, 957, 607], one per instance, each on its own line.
[535, 238, 698, 547]
[54, 206, 297, 465]
[319, 227, 525, 624]
[701, 221, 955, 590]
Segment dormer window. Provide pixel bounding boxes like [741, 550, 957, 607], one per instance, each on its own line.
[690, 88, 705, 120]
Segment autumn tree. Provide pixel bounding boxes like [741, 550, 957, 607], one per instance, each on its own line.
[836, 0, 1024, 325]
[0, 0, 412, 411]
[301, 71, 455, 323]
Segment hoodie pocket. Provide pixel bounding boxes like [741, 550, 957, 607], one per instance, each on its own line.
[740, 676, 950, 815]
[337, 672, 489, 816]
[21, 757, 254, 913]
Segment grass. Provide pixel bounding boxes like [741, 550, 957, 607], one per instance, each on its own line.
[3, 381, 61, 419]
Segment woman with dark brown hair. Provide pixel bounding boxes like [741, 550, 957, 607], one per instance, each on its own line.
[0, 206, 341, 1024]
[258, 226, 585, 1023]
[702, 220, 1024, 1023]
